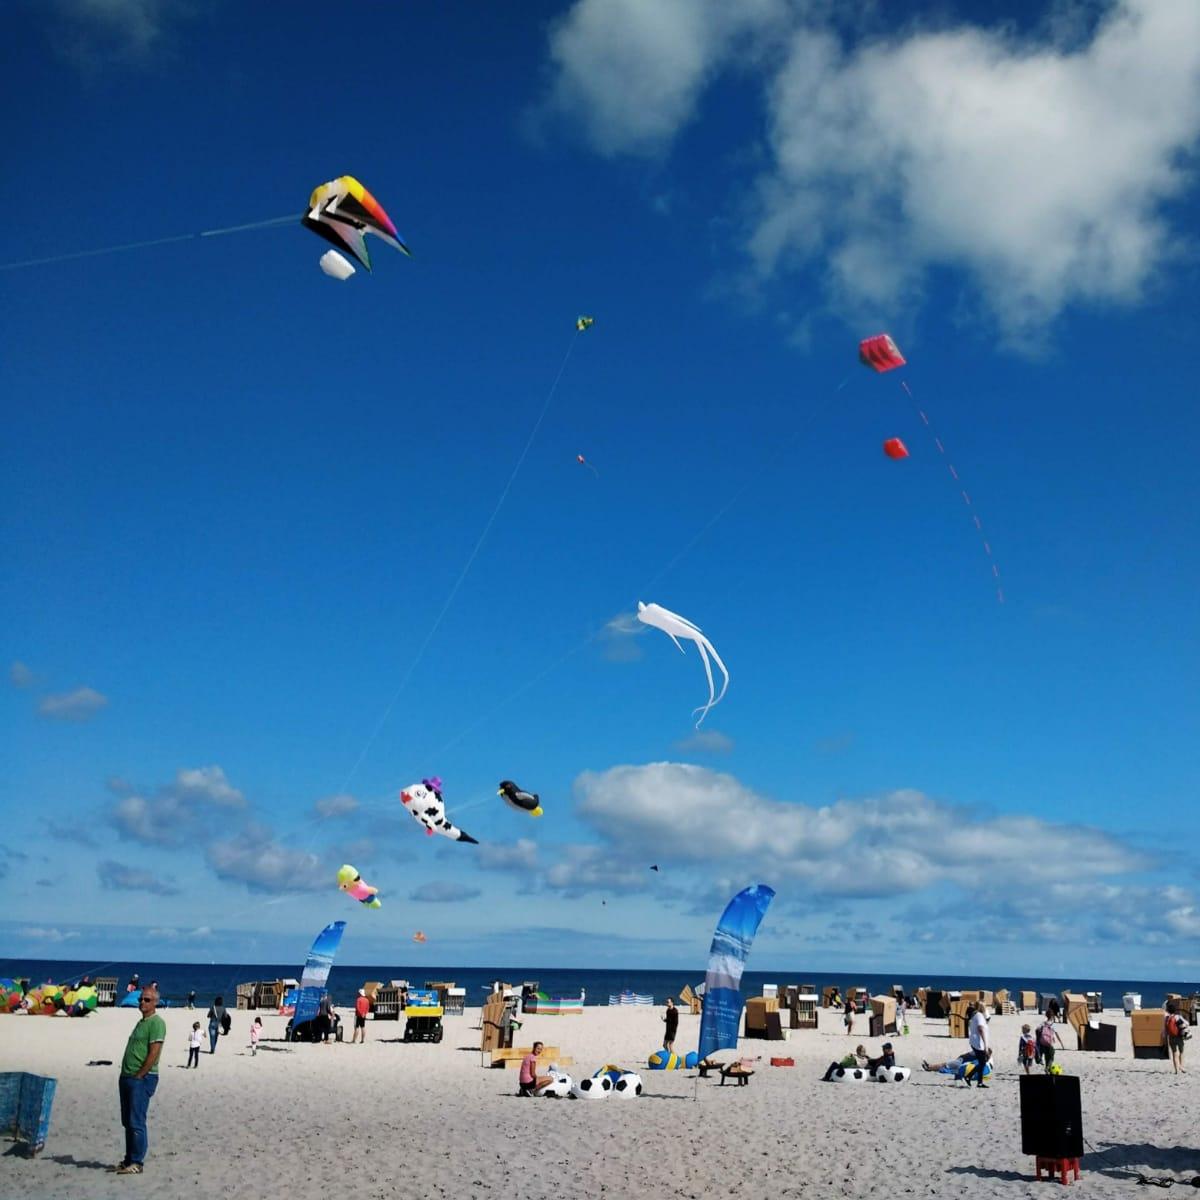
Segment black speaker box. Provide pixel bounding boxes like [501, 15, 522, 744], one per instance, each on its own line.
[1019, 1075, 1083, 1158]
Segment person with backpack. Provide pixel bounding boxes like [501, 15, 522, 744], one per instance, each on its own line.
[1037, 1015, 1065, 1072]
[1165, 1002, 1189, 1074]
[1018, 1024, 1037, 1074]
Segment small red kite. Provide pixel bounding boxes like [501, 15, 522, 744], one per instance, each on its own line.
[883, 438, 909, 460]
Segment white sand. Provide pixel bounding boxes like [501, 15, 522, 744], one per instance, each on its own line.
[1, 1003, 1196, 1197]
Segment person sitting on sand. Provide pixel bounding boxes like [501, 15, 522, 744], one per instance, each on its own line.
[823, 1044, 869, 1080]
[518, 1041, 552, 1096]
[921, 1055, 969, 1074]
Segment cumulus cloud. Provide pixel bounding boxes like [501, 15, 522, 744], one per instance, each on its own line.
[544, 0, 788, 155]
[99, 859, 179, 896]
[315, 793, 359, 819]
[39, 686, 108, 721]
[10, 661, 33, 688]
[544, 0, 1200, 340]
[18, 927, 80, 943]
[410, 880, 483, 904]
[110, 766, 246, 847]
[45, 818, 100, 847]
[572, 762, 1152, 896]
[476, 838, 539, 873]
[148, 925, 212, 940]
[205, 827, 327, 894]
[50, 0, 179, 61]
[674, 728, 734, 754]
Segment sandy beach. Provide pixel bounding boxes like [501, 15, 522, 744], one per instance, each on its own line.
[1, 1001, 1197, 1198]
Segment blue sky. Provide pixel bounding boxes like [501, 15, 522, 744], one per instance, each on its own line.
[2, 0, 1198, 979]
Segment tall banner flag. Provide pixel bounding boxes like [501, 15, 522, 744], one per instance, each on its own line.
[291, 920, 347, 1028]
[697, 884, 775, 1062]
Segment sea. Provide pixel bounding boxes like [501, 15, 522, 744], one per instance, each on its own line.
[1, 957, 1194, 1010]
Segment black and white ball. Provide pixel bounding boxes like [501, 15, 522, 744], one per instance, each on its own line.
[874, 1066, 911, 1083]
[831, 1067, 871, 1082]
[612, 1071, 643, 1097]
[538, 1072, 573, 1098]
[572, 1074, 612, 1099]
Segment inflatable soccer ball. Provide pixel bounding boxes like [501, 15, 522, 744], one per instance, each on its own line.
[874, 1066, 911, 1083]
[572, 1075, 612, 1099]
[537, 1073, 573, 1098]
[831, 1066, 871, 1082]
[612, 1071, 643, 1097]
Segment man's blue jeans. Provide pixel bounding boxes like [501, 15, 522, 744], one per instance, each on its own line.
[118, 1074, 158, 1166]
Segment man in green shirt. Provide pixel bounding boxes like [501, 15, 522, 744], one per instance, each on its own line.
[115, 985, 165, 1175]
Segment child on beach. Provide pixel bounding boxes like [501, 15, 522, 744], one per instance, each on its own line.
[249, 1016, 262, 1056]
[1018, 1024, 1036, 1074]
[1037, 1016, 1065, 1072]
[187, 1022, 202, 1069]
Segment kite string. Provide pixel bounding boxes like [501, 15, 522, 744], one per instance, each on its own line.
[328, 329, 582, 802]
[406, 374, 852, 770]
[0, 214, 299, 272]
[899, 380, 1005, 604]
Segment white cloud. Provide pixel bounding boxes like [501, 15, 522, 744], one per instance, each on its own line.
[18, 926, 80, 943]
[674, 728, 734, 754]
[99, 859, 179, 896]
[10, 661, 33, 688]
[410, 880, 482, 903]
[39, 686, 108, 721]
[476, 838, 539, 873]
[545, 0, 1200, 340]
[110, 765, 246, 846]
[544, 0, 789, 156]
[752, 1, 1200, 339]
[573, 762, 1152, 896]
[52, 0, 175, 59]
[315, 792, 359, 819]
[148, 925, 212, 940]
[205, 827, 327, 894]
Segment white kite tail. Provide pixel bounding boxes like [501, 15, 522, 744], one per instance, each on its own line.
[690, 634, 729, 727]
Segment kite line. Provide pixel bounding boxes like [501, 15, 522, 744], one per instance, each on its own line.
[0, 214, 299, 272]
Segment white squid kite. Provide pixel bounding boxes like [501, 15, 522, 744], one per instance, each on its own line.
[636, 601, 729, 727]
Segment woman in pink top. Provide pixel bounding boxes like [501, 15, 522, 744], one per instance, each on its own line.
[249, 1017, 262, 1057]
[518, 1041, 550, 1096]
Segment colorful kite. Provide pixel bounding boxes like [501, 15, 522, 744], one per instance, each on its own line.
[498, 780, 543, 817]
[302, 175, 410, 272]
[400, 778, 478, 844]
[412, 931, 427, 945]
[636, 601, 729, 727]
[883, 438, 909, 460]
[336, 864, 381, 908]
[576, 315, 594, 332]
[859, 334, 906, 372]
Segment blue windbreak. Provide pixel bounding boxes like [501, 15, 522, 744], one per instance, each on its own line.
[697, 885, 775, 1062]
